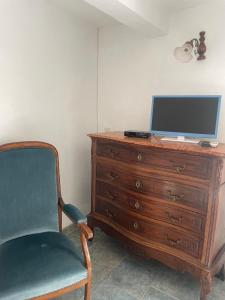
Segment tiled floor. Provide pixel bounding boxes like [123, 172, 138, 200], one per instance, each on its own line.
[57, 226, 225, 300]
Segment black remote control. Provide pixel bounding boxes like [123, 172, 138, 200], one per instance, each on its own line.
[199, 141, 211, 147]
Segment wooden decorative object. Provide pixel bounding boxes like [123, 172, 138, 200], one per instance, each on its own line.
[197, 31, 206, 60]
[88, 132, 225, 300]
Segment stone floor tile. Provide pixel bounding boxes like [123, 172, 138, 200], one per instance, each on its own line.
[149, 265, 200, 300]
[90, 231, 128, 269]
[95, 257, 154, 299]
[142, 286, 179, 300]
[92, 286, 139, 300]
[92, 262, 112, 288]
[55, 227, 225, 300]
[207, 278, 225, 300]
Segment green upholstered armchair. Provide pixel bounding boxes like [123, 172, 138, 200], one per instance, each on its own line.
[0, 142, 93, 300]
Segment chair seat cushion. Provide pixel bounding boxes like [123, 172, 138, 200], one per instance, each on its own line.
[0, 232, 87, 300]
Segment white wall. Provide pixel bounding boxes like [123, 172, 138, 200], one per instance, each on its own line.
[0, 0, 97, 225]
[98, 2, 225, 142]
[2, 0, 224, 228]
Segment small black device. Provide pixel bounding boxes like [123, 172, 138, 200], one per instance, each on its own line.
[199, 141, 211, 147]
[124, 130, 151, 138]
[199, 141, 219, 148]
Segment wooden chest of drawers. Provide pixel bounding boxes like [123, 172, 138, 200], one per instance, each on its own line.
[88, 132, 225, 300]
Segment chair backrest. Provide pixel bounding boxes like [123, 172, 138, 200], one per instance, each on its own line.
[0, 142, 60, 245]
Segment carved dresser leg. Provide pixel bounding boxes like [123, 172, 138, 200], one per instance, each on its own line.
[216, 264, 225, 281]
[200, 272, 212, 300]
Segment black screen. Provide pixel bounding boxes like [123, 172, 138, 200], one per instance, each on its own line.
[151, 96, 220, 136]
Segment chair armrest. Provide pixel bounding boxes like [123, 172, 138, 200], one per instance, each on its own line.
[63, 204, 87, 225]
[59, 197, 93, 240]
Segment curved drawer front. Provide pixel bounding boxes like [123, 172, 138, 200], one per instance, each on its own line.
[96, 163, 208, 212]
[95, 198, 202, 258]
[96, 181, 205, 235]
[96, 141, 212, 180]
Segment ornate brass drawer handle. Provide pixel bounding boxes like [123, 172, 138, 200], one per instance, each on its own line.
[166, 235, 181, 247]
[166, 212, 183, 224]
[167, 190, 184, 201]
[134, 200, 140, 209]
[135, 179, 142, 189]
[170, 161, 186, 173]
[107, 191, 118, 200]
[109, 171, 119, 181]
[133, 221, 139, 230]
[128, 199, 143, 211]
[106, 208, 115, 219]
[137, 153, 143, 161]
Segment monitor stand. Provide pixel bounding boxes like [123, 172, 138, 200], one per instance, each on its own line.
[161, 136, 200, 144]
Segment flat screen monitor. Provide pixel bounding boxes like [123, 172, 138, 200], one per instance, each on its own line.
[150, 96, 221, 139]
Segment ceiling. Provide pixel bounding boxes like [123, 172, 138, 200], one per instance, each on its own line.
[48, 0, 118, 27]
[49, 0, 217, 28]
[160, 0, 212, 11]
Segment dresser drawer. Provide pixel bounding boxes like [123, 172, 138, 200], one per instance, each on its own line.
[96, 141, 212, 180]
[96, 181, 205, 234]
[96, 163, 208, 212]
[96, 198, 202, 258]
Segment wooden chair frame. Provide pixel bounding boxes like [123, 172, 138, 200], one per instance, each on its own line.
[0, 141, 93, 300]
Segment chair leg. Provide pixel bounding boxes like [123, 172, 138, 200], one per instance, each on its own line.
[84, 281, 91, 300]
